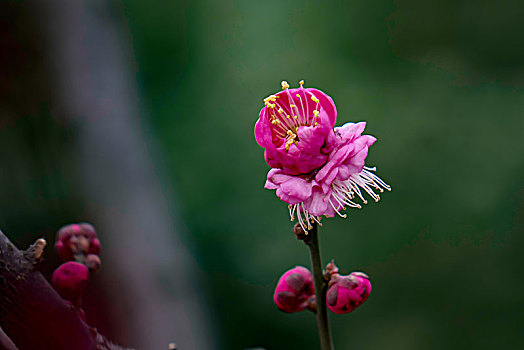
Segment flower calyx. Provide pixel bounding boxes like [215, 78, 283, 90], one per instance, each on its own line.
[292, 222, 312, 243]
[324, 259, 339, 281]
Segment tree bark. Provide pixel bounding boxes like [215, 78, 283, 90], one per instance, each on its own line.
[0, 326, 18, 350]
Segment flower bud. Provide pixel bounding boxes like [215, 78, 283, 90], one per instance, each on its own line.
[325, 260, 339, 278]
[85, 254, 101, 273]
[51, 261, 89, 307]
[274, 266, 315, 313]
[326, 272, 371, 314]
[55, 223, 100, 261]
[292, 222, 311, 243]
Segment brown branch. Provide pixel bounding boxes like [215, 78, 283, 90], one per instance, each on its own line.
[0, 230, 131, 350]
[305, 224, 334, 350]
[0, 326, 18, 350]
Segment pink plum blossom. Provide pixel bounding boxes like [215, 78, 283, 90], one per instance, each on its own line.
[326, 272, 371, 314]
[273, 266, 315, 313]
[255, 81, 390, 233]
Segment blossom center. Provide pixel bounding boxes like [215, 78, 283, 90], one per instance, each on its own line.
[263, 80, 321, 151]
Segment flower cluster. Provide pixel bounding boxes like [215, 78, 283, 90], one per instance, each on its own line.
[52, 223, 102, 312]
[255, 81, 390, 233]
[55, 222, 100, 264]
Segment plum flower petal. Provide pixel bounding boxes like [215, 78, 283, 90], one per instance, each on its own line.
[254, 80, 338, 175]
[265, 169, 313, 205]
[256, 81, 391, 233]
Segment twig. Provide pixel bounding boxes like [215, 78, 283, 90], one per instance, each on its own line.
[306, 223, 334, 350]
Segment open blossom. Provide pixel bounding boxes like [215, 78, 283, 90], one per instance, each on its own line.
[255, 81, 390, 233]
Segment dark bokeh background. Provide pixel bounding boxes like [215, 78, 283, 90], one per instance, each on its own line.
[1, 0, 523, 349]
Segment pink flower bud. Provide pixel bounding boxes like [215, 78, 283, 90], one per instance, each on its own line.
[326, 272, 371, 314]
[85, 254, 101, 273]
[54, 223, 100, 261]
[51, 261, 89, 307]
[274, 266, 315, 313]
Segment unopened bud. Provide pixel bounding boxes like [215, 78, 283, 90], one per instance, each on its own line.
[326, 272, 371, 314]
[273, 266, 315, 313]
[325, 260, 339, 279]
[85, 254, 102, 273]
[51, 261, 89, 307]
[293, 223, 310, 243]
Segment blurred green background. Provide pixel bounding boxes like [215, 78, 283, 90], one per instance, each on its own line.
[1, 0, 524, 349]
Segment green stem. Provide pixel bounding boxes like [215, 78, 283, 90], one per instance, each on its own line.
[307, 223, 334, 350]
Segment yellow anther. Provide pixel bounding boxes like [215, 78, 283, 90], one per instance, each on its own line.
[264, 95, 277, 102]
[299, 80, 304, 86]
[314, 122, 318, 126]
[278, 108, 284, 114]
[290, 104, 296, 108]
[285, 130, 297, 150]
[311, 96, 319, 103]
[271, 119, 280, 125]
[296, 94, 301, 98]
[294, 115, 298, 119]
[268, 103, 276, 109]
[313, 110, 320, 117]
[281, 81, 290, 90]
[286, 115, 291, 118]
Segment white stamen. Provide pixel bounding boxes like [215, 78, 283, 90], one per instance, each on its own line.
[328, 198, 347, 218]
[295, 92, 307, 126]
[296, 205, 308, 234]
[301, 202, 313, 230]
[310, 215, 323, 226]
[289, 204, 297, 221]
[286, 167, 390, 222]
